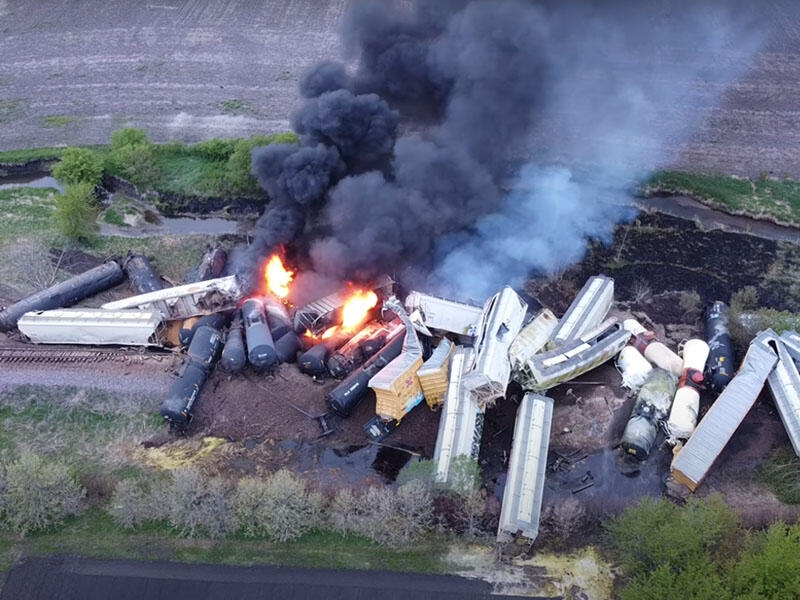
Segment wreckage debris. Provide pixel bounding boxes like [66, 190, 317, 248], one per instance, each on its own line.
[404, 290, 482, 338]
[184, 247, 227, 284]
[327, 320, 395, 379]
[0, 259, 125, 331]
[512, 319, 631, 392]
[325, 324, 406, 418]
[497, 393, 554, 543]
[616, 345, 653, 393]
[671, 331, 778, 492]
[102, 274, 242, 321]
[432, 346, 481, 485]
[704, 301, 735, 394]
[461, 286, 528, 409]
[550, 275, 614, 346]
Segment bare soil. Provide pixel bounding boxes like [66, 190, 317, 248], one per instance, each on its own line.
[1, 2, 800, 179]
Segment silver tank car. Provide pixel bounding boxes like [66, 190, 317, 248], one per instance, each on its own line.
[221, 314, 247, 373]
[242, 297, 277, 369]
[704, 301, 735, 394]
[620, 368, 678, 460]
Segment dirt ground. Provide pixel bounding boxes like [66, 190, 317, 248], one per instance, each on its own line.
[2, 1, 800, 178]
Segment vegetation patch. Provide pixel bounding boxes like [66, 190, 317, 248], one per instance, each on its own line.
[219, 99, 247, 114]
[759, 446, 800, 505]
[643, 170, 800, 226]
[0, 99, 26, 123]
[42, 115, 76, 129]
[0, 147, 65, 163]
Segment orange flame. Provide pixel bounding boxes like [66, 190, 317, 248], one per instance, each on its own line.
[341, 289, 378, 329]
[264, 254, 294, 299]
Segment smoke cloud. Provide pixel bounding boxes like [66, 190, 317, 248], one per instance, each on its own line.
[243, 0, 767, 301]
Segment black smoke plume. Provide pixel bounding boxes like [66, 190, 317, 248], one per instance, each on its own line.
[242, 0, 768, 301]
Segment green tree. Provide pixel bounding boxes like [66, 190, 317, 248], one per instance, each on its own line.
[621, 558, 732, 600]
[107, 127, 161, 190]
[225, 132, 298, 196]
[728, 522, 800, 600]
[54, 182, 99, 242]
[606, 495, 739, 575]
[51, 147, 104, 186]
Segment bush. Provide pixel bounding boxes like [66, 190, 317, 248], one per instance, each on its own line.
[51, 147, 104, 186]
[111, 143, 161, 190]
[110, 127, 149, 151]
[225, 133, 298, 196]
[232, 470, 322, 542]
[728, 522, 800, 600]
[165, 467, 233, 539]
[108, 478, 154, 530]
[191, 138, 236, 161]
[330, 481, 433, 547]
[54, 182, 99, 242]
[1, 453, 85, 534]
[606, 495, 739, 576]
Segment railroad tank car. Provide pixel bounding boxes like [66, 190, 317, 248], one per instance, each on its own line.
[0, 260, 125, 331]
[122, 253, 163, 294]
[326, 329, 405, 417]
[620, 368, 678, 459]
[242, 297, 278, 369]
[160, 324, 222, 428]
[221, 314, 247, 373]
[704, 301, 735, 394]
[263, 296, 294, 340]
[185, 247, 227, 283]
[298, 343, 331, 377]
[274, 330, 302, 364]
[327, 321, 394, 379]
[667, 338, 710, 440]
[179, 311, 232, 348]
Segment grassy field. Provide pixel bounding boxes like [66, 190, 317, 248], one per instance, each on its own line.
[643, 170, 800, 225]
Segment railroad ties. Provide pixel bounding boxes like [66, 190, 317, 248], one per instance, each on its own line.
[0, 345, 153, 365]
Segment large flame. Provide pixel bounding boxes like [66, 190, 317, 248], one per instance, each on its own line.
[341, 289, 378, 329]
[264, 254, 294, 299]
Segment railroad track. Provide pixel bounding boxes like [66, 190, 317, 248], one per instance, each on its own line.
[0, 345, 170, 366]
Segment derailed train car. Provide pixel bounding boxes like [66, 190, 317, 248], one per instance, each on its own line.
[160, 324, 223, 428]
[242, 297, 278, 370]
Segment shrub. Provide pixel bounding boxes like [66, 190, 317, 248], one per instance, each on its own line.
[110, 127, 149, 151]
[191, 138, 236, 161]
[165, 467, 233, 539]
[2, 453, 85, 534]
[331, 481, 433, 547]
[225, 133, 298, 196]
[111, 143, 160, 190]
[54, 182, 99, 242]
[728, 522, 800, 600]
[606, 495, 739, 576]
[108, 478, 153, 530]
[51, 147, 104, 186]
[233, 470, 322, 542]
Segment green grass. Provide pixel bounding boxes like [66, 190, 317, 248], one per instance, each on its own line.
[102, 207, 127, 226]
[0, 188, 60, 241]
[643, 170, 800, 225]
[11, 509, 451, 572]
[42, 115, 76, 129]
[0, 99, 27, 123]
[0, 385, 163, 474]
[219, 99, 247, 114]
[759, 446, 800, 504]
[153, 152, 229, 197]
[0, 147, 65, 163]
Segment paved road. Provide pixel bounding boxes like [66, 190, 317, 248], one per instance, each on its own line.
[0, 556, 539, 600]
[2, 1, 800, 177]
